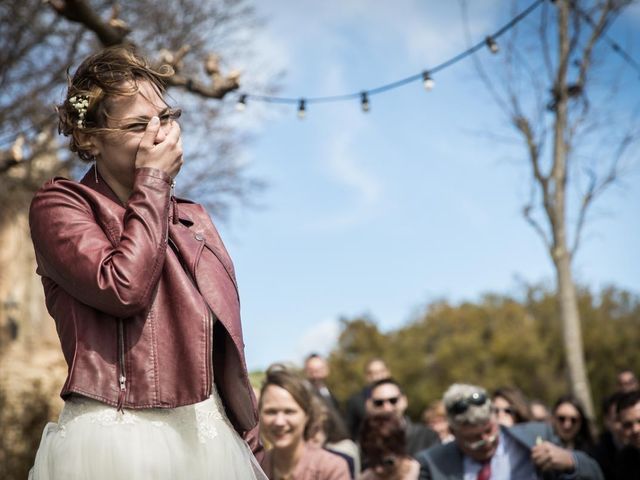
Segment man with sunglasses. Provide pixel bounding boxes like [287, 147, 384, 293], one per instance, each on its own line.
[613, 390, 640, 479]
[415, 383, 603, 479]
[365, 378, 439, 456]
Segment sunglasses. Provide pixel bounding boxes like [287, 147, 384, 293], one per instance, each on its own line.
[448, 392, 488, 415]
[555, 415, 580, 426]
[372, 396, 400, 408]
[492, 406, 514, 416]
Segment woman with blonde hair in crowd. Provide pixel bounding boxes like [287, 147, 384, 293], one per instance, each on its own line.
[259, 366, 350, 480]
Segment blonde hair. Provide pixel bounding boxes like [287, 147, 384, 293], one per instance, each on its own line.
[57, 45, 173, 161]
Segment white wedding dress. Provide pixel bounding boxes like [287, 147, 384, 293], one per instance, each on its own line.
[29, 384, 267, 480]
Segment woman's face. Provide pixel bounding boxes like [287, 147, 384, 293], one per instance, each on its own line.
[259, 385, 308, 452]
[89, 80, 178, 198]
[492, 395, 515, 427]
[553, 402, 582, 442]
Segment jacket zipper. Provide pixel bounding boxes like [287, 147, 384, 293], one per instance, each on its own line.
[165, 180, 175, 241]
[168, 237, 214, 396]
[117, 318, 127, 411]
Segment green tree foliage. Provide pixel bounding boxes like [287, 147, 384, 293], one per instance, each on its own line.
[328, 285, 640, 423]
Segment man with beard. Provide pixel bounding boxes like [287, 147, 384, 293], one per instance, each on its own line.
[416, 383, 603, 479]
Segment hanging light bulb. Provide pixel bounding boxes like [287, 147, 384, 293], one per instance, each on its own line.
[236, 94, 247, 112]
[422, 71, 435, 91]
[360, 92, 370, 112]
[485, 36, 499, 54]
[297, 99, 306, 119]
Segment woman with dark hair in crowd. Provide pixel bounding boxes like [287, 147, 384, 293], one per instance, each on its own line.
[491, 386, 532, 427]
[552, 394, 595, 453]
[259, 366, 350, 480]
[359, 412, 419, 480]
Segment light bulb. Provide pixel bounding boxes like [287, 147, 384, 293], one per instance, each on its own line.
[236, 94, 247, 112]
[485, 36, 499, 54]
[422, 71, 435, 91]
[297, 99, 306, 119]
[361, 92, 370, 112]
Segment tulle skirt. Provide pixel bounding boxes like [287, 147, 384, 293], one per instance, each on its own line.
[29, 385, 266, 480]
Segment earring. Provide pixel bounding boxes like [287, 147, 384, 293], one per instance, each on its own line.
[94, 161, 99, 183]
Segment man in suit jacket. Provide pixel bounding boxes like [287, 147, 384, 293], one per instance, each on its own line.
[613, 390, 640, 479]
[365, 378, 440, 456]
[304, 353, 341, 412]
[416, 383, 604, 480]
[345, 358, 391, 439]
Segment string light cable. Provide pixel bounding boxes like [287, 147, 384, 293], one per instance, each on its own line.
[236, 0, 547, 114]
[573, 3, 640, 76]
[234, 0, 640, 117]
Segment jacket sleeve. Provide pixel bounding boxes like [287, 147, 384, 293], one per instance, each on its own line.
[564, 451, 605, 480]
[243, 423, 265, 464]
[416, 450, 434, 480]
[29, 168, 172, 318]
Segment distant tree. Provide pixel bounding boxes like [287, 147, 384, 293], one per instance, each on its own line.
[0, 0, 272, 222]
[327, 316, 389, 401]
[328, 285, 640, 422]
[461, 0, 640, 418]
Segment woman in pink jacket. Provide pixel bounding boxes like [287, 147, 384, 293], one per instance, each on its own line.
[259, 366, 351, 480]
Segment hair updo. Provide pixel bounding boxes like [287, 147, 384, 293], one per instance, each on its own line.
[57, 45, 173, 162]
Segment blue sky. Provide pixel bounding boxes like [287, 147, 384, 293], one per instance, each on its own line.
[205, 1, 640, 371]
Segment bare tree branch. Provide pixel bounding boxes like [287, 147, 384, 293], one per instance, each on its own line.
[570, 130, 634, 256]
[0, 136, 25, 174]
[47, 0, 241, 100]
[46, 0, 130, 46]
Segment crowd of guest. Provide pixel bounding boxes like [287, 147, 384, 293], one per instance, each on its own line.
[255, 356, 640, 479]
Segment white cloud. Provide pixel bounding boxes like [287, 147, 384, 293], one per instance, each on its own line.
[304, 65, 384, 231]
[293, 316, 342, 364]
[305, 122, 384, 231]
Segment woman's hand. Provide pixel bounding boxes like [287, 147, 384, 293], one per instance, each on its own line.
[135, 116, 183, 179]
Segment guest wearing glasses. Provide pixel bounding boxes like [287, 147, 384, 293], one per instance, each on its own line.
[415, 383, 604, 480]
[552, 395, 595, 453]
[365, 378, 439, 456]
[491, 386, 532, 427]
[359, 413, 420, 480]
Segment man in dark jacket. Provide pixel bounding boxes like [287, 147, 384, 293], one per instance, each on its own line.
[416, 383, 603, 480]
[345, 358, 391, 439]
[613, 390, 640, 479]
[365, 378, 439, 456]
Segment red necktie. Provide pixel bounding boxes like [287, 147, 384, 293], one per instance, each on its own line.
[476, 462, 491, 480]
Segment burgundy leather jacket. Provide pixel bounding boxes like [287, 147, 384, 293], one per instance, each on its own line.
[29, 166, 262, 457]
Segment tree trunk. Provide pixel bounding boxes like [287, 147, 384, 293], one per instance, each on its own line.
[555, 251, 594, 419]
[548, 0, 594, 421]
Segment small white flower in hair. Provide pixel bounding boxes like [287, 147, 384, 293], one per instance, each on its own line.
[69, 94, 90, 128]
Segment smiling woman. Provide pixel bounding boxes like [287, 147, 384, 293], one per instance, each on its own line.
[259, 366, 351, 480]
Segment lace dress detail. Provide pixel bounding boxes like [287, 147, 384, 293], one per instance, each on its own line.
[29, 384, 266, 480]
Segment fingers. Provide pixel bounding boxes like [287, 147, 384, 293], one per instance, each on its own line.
[139, 116, 161, 150]
[164, 119, 181, 145]
[134, 117, 183, 178]
[531, 443, 552, 471]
